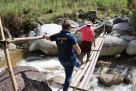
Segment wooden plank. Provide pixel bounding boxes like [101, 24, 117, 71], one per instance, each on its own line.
[71, 37, 102, 79]
[82, 39, 105, 90]
[70, 36, 104, 89]
[72, 63, 85, 77]
[71, 62, 90, 87]
[78, 37, 104, 89]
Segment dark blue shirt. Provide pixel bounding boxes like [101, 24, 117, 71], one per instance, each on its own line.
[50, 30, 77, 62]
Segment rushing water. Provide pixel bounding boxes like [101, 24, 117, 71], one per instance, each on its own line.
[8, 55, 136, 91]
[16, 56, 64, 91]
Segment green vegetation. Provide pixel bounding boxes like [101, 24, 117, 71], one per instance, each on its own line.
[130, 9, 136, 35]
[129, 0, 136, 35]
[0, 0, 134, 36]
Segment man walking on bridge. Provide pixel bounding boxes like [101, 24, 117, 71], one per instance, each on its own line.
[75, 21, 96, 63]
[44, 21, 81, 91]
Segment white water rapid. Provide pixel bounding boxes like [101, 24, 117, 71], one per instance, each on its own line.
[14, 56, 136, 91]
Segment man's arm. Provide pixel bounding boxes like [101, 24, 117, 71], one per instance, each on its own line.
[44, 33, 50, 40]
[73, 44, 81, 55]
[74, 30, 79, 34]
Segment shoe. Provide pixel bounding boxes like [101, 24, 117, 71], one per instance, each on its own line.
[75, 58, 81, 67]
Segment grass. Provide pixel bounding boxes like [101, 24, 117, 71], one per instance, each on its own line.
[0, 0, 129, 20]
[0, 0, 134, 37]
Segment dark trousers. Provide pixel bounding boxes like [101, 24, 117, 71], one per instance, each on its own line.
[80, 41, 92, 53]
[60, 58, 80, 91]
[78, 41, 92, 62]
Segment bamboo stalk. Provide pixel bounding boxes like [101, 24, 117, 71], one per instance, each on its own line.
[0, 36, 44, 43]
[0, 18, 18, 91]
[72, 62, 90, 87]
[78, 37, 103, 88]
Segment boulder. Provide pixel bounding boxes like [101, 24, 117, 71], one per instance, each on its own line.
[113, 17, 129, 24]
[86, 11, 97, 23]
[54, 18, 79, 28]
[67, 20, 79, 28]
[0, 66, 52, 91]
[33, 24, 62, 55]
[48, 75, 64, 85]
[3, 27, 12, 39]
[124, 68, 136, 85]
[54, 18, 69, 25]
[29, 42, 39, 52]
[36, 39, 58, 55]
[100, 68, 123, 86]
[104, 19, 113, 33]
[131, 85, 136, 91]
[48, 76, 64, 90]
[0, 49, 5, 60]
[76, 19, 86, 27]
[126, 39, 136, 55]
[100, 36, 127, 57]
[8, 43, 17, 51]
[78, 9, 86, 19]
[30, 24, 81, 55]
[0, 67, 6, 73]
[93, 22, 104, 37]
[28, 31, 36, 45]
[108, 31, 121, 37]
[112, 22, 131, 35]
[120, 35, 136, 42]
[37, 24, 62, 36]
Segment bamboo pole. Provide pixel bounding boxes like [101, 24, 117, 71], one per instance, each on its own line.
[71, 62, 90, 87]
[0, 36, 44, 43]
[0, 18, 18, 91]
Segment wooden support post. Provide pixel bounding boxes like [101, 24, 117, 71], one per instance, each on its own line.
[0, 18, 18, 91]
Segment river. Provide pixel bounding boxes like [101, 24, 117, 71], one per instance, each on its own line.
[12, 51, 136, 91]
[0, 49, 136, 91]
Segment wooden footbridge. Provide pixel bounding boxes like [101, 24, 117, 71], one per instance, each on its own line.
[58, 32, 106, 91]
[0, 16, 106, 91]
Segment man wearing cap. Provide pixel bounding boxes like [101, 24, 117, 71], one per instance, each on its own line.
[75, 21, 96, 63]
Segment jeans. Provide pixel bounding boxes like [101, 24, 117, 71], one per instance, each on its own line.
[60, 58, 80, 91]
